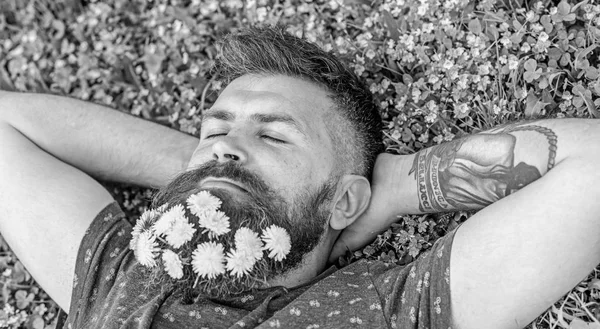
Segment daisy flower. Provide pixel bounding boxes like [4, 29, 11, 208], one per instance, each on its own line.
[165, 218, 196, 248]
[186, 191, 222, 217]
[191, 241, 226, 279]
[261, 225, 291, 262]
[155, 203, 169, 214]
[162, 250, 184, 279]
[225, 248, 257, 278]
[135, 231, 160, 267]
[234, 227, 264, 261]
[198, 210, 231, 239]
[129, 208, 160, 250]
[153, 204, 186, 236]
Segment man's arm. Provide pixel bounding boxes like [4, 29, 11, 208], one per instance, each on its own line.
[332, 119, 587, 253]
[0, 90, 199, 188]
[333, 118, 600, 328]
[0, 91, 198, 311]
[395, 121, 559, 215]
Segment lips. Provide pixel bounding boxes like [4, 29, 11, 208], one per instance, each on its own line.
[200, 178, 248, 194]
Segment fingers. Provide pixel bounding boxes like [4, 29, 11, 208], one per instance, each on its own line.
[328, 229, 378, 263]
[328, 237, 351, 263]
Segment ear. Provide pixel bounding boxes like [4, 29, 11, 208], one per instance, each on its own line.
[329, 175, 372, 231]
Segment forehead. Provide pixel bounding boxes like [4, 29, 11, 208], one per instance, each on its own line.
[207, 75, 334, 138]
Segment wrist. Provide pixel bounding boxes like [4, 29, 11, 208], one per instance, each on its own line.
[372, 153, 417, 216]
[390, 153, 420, 214]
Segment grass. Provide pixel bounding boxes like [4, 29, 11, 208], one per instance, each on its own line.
[0, 0, 599, 328]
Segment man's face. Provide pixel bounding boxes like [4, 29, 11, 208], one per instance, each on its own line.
[151, 75, 342, 297]
[187, 74, 338, 207]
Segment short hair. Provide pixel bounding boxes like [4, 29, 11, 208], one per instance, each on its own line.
[214, 25, 383, 178]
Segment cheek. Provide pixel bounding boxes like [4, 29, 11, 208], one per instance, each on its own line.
[271, 147, 334, 186]
[264, 153, 323, 196]
[186, 145, 212, 170]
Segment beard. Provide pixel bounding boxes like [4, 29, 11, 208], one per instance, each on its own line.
[148, 160, 336, 302]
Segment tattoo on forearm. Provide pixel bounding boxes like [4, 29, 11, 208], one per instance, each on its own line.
[409, 122, 558, 212]
[496, 124, 558, 170]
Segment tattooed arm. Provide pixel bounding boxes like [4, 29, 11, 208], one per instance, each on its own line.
[331, 120, 563, 254]
[406, 123, 556, 213]
[332, 118, 600, 329]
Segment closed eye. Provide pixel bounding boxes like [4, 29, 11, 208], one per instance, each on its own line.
[204, 133, 286, 144]
[205, 133, 227, 139]
[261, 135, 286, 144]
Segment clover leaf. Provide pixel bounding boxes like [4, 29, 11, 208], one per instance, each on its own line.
[523, 59, 543, 83]
[552, 1, 577, 23]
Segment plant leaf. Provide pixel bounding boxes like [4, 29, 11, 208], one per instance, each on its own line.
[486, 24, 498, 40]
[558, 1, 571, 16]
[524, 58, 537, 71]
[574, 45, 598, 67]
[469, 19, 482, 35]
[540, 15, 553, 33]
[575, 89, 599, 118]
[15, 290, 33, 309]
[571, 0, 589, 12]
[547, 72, 564, 86]
[588, 278, 600, 290]
[12, 261, 30, 283]
[512, 19, 523, 31]
[382, 10, 400, 40]
[525, 93, 549, 116]
[29, 315, 45, 329]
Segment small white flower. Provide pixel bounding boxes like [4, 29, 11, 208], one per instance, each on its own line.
[129, 209, 160, 250]
[225, 248, 257, 278]
[153, 204, 187, 236]
[192, 242, 226, 279]
[165, 218, 196, 248]
[135, 232, 160, 267]
[162, 250, 184, 279]
[261, 225, 291, 261]
[198, 210, 231, 239]
[187, 191, 222, 217]
[155, 203, 169, 213]
[234, 227, 263, 261]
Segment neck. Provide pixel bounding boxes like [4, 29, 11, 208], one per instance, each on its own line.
[265, 232, 334, 289]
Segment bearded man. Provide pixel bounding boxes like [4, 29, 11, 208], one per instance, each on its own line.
[1, 26, 600, 329]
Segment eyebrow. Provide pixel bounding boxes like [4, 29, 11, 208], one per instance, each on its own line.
[202, 109, 307, 136]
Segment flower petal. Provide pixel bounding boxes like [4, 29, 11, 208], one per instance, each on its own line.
[191, 241, 226, 279]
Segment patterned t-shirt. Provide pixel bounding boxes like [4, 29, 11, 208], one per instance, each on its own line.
[63, 203, 457, 329]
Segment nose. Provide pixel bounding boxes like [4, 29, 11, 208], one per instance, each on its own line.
[211, 137, 248, 164]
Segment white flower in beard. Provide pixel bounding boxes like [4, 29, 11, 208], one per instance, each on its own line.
[165, 216, 196, 248]
[186, 191, 222, 217]
[198, 210, 231, 239]
[234, 227, 264, 261]
[135, 232, 160, 267]
[162, 249, 184, 279]
[130, 208, 161, 250]
[192, 241, 226, 279]
[261, 225, 291, 261]
[153, 204, 186, 236]
[155, 203, 169, 213]
[225, 248, 256, 278]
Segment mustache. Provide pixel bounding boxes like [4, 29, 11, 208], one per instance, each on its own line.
[152, 160, 276, 208]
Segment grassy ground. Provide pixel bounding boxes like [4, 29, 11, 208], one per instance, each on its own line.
[0, 0, 599, 328]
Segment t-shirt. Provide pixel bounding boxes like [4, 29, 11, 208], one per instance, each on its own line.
[63, 203, 457, 329]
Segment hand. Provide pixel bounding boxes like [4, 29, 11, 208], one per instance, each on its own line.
[328, 153, 411, 262]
